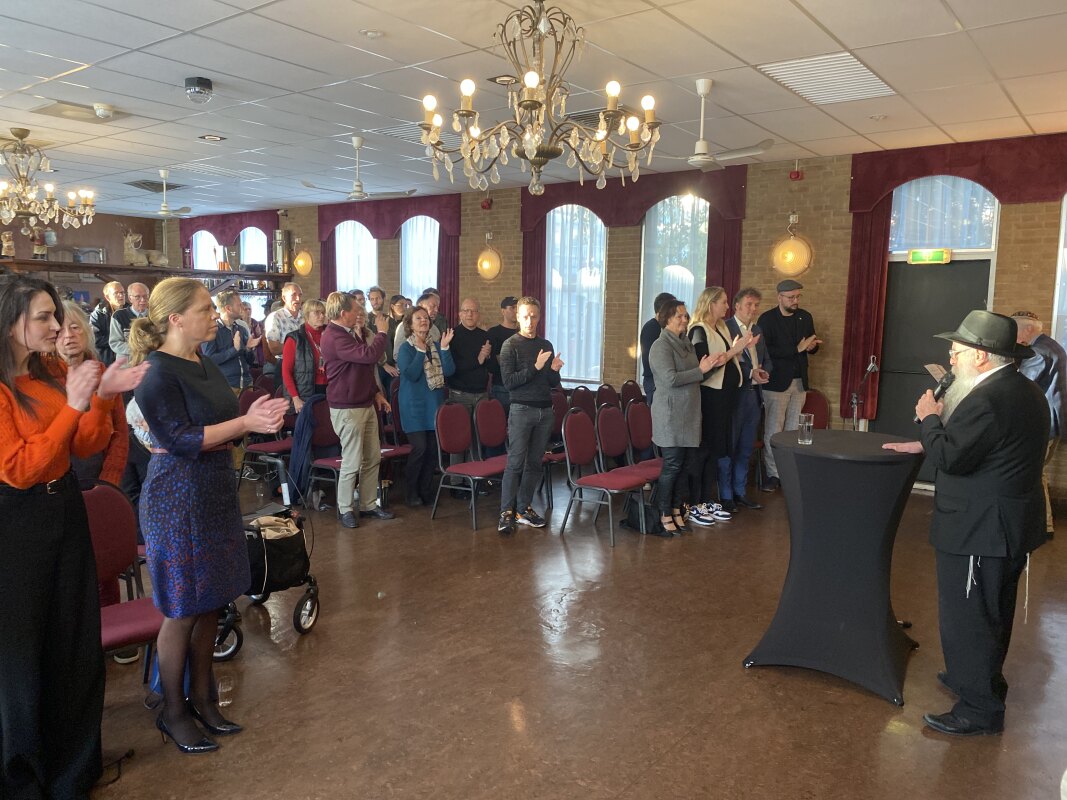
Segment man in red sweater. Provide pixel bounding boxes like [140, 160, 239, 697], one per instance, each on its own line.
[321, 291, 393, 528]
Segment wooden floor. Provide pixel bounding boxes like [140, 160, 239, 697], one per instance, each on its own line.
[95, 479, 1067, 799]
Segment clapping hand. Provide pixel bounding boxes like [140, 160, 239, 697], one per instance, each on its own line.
[698, 354, 717, 373]
[98, 356, 150, 399]
[248, 335, 262, 350]
[478, 340, 492, 364]
[65, 359, 103, 410]
[798, 334, 821, 353]
[535, 349, 552, 369]
[245, 395, 289, 435]
[551, 352, 564, 372]
[751, 367, 770, 384]
[440, 328, 455, 349]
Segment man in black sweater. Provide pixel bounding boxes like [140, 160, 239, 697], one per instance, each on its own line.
[497, 297, 563, 534]
[487, 296, 519, 413]
[640, 292, 675, 402]
[447, 298, 492, 478]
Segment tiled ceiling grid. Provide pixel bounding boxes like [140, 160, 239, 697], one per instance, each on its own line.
[0, 0, 1064, 217]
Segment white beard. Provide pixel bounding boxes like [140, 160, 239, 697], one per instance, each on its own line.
[940, 362, 978, 422]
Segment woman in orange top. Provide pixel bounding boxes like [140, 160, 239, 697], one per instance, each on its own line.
[0, 277, 148, 799]
[56, 299, 129, 488]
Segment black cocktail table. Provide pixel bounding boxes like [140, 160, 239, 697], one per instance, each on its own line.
[744, 429, 922, 705]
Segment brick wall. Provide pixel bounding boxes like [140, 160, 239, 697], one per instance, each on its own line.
[279, 206, 319, 301]
[739, 156, 854, 428]
[378, 238, 400, 299]
[457, 189, 523, 327]
[602, 225, 642, 387]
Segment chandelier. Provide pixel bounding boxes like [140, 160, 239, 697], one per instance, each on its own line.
[418, 1, 660, 195]
[0, 128, 95, 236]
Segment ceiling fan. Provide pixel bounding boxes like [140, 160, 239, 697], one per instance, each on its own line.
[301, 136, 416, 201]
[664, 79, 775, 172]
[156, 169, 191, 217]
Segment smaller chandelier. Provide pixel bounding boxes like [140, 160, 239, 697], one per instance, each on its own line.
[0, 128, 96, 236]
[418, 1, 660, 195]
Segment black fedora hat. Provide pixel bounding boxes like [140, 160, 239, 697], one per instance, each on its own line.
[935, 310, 1034, 359]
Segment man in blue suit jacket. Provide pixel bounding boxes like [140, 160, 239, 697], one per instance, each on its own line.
[1012, 311, 1067, 536]
[723, 288, 772, 512]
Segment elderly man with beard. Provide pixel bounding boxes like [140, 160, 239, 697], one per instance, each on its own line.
[884, 310, 1048, 736]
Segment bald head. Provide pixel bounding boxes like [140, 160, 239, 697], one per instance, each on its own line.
[458, 297, 480, 329]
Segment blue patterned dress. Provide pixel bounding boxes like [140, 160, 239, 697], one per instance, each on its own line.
[135, 350, 249, 618]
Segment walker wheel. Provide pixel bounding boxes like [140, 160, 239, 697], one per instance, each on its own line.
[293, 589, 319, 634]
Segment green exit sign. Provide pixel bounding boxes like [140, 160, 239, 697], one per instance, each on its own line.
[907, 248, 953, 265]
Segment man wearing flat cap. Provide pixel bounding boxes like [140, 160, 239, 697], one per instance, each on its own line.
[756, 279, 821, 490]
[884, 310, 1048, 736]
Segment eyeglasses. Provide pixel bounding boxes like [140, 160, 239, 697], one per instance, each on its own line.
[949, 347, 967, 360]
[780, 293, 801, 301]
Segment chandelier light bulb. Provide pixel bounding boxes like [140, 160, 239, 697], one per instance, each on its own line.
[468, 125, 481, 138]
[423, 94, 438, 125]
[432, 113, 443, 128]
[460, 79, 476, 97]
[605, 81, 621, 97]
[640, 95, 655, 111]
[626, 115, 640, 131]
[523, 71, 540, 89]
[44, 183, 54, 195]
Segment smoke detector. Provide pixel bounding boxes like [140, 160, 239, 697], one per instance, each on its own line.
[184, 77, 214, 105]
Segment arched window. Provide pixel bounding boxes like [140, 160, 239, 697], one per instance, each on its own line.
[889, 175, 999, 252]
[191, 230, 220, 270]
[1052, 193, 1067, 341]
[640, 194, 709, 325]
[400, 216, 439, 301]
[238, 226, 268, 268]
[545, 204, 607, 384]
[335, 220, 377, 293]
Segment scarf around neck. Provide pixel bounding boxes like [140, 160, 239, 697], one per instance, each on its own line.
[407, 335, 444, 390]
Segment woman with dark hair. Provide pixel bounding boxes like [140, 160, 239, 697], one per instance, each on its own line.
[130, 277, 288, 755]
[649, 299, 718, 534]
[0, 276, 147, 798]
[55, 299, 129, 489]
[396, 306, 454, 506]
[281, 298, 328, 413]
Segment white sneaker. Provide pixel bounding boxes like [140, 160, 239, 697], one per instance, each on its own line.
[704, 502, 733, 521]
[688, 505, 716, 527]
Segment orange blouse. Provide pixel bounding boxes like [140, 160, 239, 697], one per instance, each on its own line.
[0, 360, 114, 488]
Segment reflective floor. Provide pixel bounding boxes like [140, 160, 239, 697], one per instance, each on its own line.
[96, 481, 1067, 799]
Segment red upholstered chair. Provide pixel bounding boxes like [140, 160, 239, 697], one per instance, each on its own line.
[596, 404, 660, 482]
[622, 400, 663, 478]
[560, 409, 650, 546]
[253, 373, 275, 395]
[377, 407, 412, 508]
[595, 383, 620, 409]
[431, 403, 508, 529]
[620, 379, 644, 408]
[539, 390, 570, 508]
[473, 397, 508, 459]
[570, 385, 596, 421]
[83, 483, 164, 684]
[802, 388, 832, 429]
[307, 400, 343, 508]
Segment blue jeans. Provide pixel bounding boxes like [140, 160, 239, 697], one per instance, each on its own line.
[719, 388, 762, 500]
[501, 403, 554, 513]
[642, 376, 655, 406]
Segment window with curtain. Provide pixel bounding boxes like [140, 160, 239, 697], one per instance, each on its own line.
[889, 175, 999, 252]
[545, 204, 607, 384]
[400, 215, 439, 301]
[238, 227, 268, 268]
[640, 194, 709, 328]
[334, 220, 378, 293]
[191, 230, 220, 270]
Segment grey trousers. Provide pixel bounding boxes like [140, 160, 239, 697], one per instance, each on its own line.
[762, 378, 807, 479]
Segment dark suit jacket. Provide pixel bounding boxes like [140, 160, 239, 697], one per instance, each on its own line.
[920, 366, 1049, 558]
[1019, 333, 1067, 439]
[726, 316, 772, 399]
[756, 306, 818, 392]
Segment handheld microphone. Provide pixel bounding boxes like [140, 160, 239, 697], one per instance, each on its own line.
[914, 372, 955, 424]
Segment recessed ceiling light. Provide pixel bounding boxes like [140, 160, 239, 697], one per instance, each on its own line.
[489, 74, 518, 86]
[199, 134, 226, 142]
[359, 29, 384, 39]
[758, 52, 894, 105]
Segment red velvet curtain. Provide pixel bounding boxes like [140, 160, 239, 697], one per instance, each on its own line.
[320, 230, 337, 298]
[706, 212, 743, 301]
[522, 218, 548, 335]
[839, 194, 893, 420]
[437, 229, 460, 325]
[179, 210, 279, 251]
[317, 193, 461, 241]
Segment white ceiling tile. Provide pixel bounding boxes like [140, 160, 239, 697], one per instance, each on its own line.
[796, 135, 881, 156]
[942, 116, 1033, 141]
[856, 33, 995, 93]
[0, 18, 125, 63]
[416, 51, 514, 101]
[351, 0, 511, 50]
[908, 82, 1017, 125]
[865, 126, 954, 149]
[1026, 110, 1067, 134]
[564, 44, 663, 92]
[796, 0, 959, 48]
[1004, 72, 1067, 115]
[95, 52, 285, 102]
[309, 78, 425, 122]
[945, 0, 1067, 28]
[751, 142, 818, 163]
[585, 9, 742, 79]
[0, 1, 180, 47]
[746, 107, 856, 141]
[83, 0, 242, 29]
[0, 45, 87, 80]
[669, 0, 841, 65]
[0, 70, 46, 92]
[821, 95, 933, 132]
[646, 124, 700, 158]
[969, 15, 1067, 79]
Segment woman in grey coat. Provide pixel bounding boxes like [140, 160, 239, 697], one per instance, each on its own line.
[649, 299, 720, 533]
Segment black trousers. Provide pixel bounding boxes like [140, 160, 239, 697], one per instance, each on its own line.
[935, 547, 1030, 729]
[0, 475, 104, 799]
[656, 446, 696, 514]
[406, 430, 438, 503]
[120, 432, 151, 544]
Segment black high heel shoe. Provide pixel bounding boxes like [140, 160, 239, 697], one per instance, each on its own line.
[187, 699, 243, 736]
[156, 714, 219, 754]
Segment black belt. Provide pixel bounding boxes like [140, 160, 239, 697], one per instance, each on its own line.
[0, 470, 75, 496]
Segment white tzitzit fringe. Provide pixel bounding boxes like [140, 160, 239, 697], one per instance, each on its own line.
[965, 555, 978, 599]
[1024, 553, 1030, 624]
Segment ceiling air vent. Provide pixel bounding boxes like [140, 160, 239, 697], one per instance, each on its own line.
[126, 180, 187, 193]
[366, 123, 462, 149]
[757, 52, 895, 105]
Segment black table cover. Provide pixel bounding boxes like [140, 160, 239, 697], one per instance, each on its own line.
[744, 429, 922, 705]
